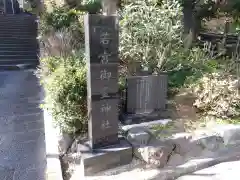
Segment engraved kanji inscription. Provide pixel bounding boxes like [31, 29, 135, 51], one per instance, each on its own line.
[100, 32, 111, 45]
[101, 87, 109, 98]
[100, 103, 111, 113]
[101, 119, 110, 129]
[98, 50, 111, 64]
[100, 69, 112, 80]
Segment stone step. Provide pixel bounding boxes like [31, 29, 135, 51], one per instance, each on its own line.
[0, 31, 37, 36]
[0, 91, 42, 102]
[0, 27, 37, 31]
[0, 14, 37, 19]
[0, 21, 37, 24]
[0, 51, 38, 56]
[0, 28, 37, 32]
[0, 24, 36, 27]
[0, 41, 37, 46]
[0, 54, 38, 59]
[0, 42, 38, 46]
[0, 19, 37, 23]
[0, 24, 37, 29]
[0, 30, 37, 34]
[0, 64, 39, 71]
[0, 59, 39, 68]
[0, 59, 39, 66]
[0, 47, 38, 51]
[0, 20, 37, 24]
[0, 42, 38, 45]
[0, 18, 37, 24]
[0, 36, 37, 39]
[0, 25, 37, 28]
[0, 106, 43, 117]
[0, 39, 38, 44]
[0, 48, 38, 51]
[0, 18, 37, 23]
[0, 23, 37, 27]
[0, 36, 37, 40]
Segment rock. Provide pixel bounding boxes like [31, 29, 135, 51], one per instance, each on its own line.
[200, 149, 215, 158]
[184, 145, 203, 159]
[58, 133, 73, 154]
[165, 133, 193, 155]
[70, 139, 78, 153]
[195, 135, 224, 151]
[213, 125, 240, 145]
[70, 135, 88, 153]
[121, 119, 172, 132]
[62, 152, 83, 180]
[134, 139, 174, 168]
[223, 126, 240, 145]
[127, 127, 152, 146]
[167, 153, 185, 166]
[232, 79, 240, 89]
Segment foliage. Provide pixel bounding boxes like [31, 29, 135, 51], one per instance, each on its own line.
[119, 0, 183, 74]
[38, 55, 87, 135]
[40, 29, 84, 59]
[191, 72, 240, 118]
[37, 27, 87, 134]
[40, 5, 81, 32]
[40, 6, 85, 48]
[74, 0, 101, 14]
[45, 8, 78, 29]
[220, 0, 240, 19]
[119, 0, 220, 92]
[25, 0, 41, 11]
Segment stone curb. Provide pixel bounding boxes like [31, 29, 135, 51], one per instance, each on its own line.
[150, 151, 240, 180]
[44, 110, 63, 180]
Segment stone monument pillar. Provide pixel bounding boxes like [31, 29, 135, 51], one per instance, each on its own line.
[79, 0, 132, 176]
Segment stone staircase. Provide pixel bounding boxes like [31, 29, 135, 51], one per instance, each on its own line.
[0, 14, 39, 70]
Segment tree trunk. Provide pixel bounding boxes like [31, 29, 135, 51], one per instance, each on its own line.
[183, 0, 195, 35]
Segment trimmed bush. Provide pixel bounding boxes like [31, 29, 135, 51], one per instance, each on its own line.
[119, 0, 217, 92]
[40, 6, 84, 44]
[38, 55, 87, 135]
[191, 72, 240, 118]
[119, 0, 183, 73]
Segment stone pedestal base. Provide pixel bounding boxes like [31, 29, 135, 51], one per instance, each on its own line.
[79, 137, 133, 176]
[120, 110, 169, 125]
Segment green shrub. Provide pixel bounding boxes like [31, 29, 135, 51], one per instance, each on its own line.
[44, 7, 79, 30]
[191, 72, 240, 118]
[119, 0, 216, 88]
[40, 29, 84, 58]
[39, 55, 87, 134]
[40, 5, 84, 42]
[119, 0, 183, 73]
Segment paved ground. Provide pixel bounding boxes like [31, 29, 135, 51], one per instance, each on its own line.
[176, 160, 240, 180]
[0, 70, 46, 180]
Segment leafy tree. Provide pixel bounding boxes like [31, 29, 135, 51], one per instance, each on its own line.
[182, 0, 222, 38]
